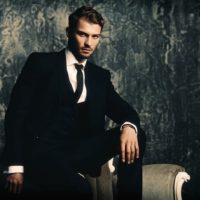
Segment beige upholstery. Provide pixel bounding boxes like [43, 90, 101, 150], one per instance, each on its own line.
[85, 164, 113, 200]
[85, 163, 190, 200]
[142, 164, 189, 200]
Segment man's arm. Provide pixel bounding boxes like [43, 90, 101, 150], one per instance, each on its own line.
[105, 71, 140, 129]
[3, 53, 40, 193]
[4, 53, 39, 166]
[105, 71, 141, 164]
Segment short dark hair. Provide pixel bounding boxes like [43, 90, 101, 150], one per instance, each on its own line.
[67, 6, 104, 33]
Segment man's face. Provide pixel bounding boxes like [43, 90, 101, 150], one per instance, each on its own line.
[68, 17, 102, 62]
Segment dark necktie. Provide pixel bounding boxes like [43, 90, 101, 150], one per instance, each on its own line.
[75, 64, 84, 102]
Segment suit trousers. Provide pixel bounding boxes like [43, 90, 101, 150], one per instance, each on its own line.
[71, 126, 146, 200]
[4, 127, 145, 200]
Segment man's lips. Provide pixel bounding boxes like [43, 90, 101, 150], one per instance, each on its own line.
[82, 48, 92, 52]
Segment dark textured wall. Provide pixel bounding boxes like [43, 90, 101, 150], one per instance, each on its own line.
[0, 0, 200, 198]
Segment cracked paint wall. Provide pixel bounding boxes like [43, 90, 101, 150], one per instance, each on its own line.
[0, 0, 199, 198]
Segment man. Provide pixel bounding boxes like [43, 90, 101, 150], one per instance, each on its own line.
[2, 6, 146, 200]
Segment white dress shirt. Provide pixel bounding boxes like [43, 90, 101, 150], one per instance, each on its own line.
[7, 49, 137, 174]
[66, 49, 87, 103]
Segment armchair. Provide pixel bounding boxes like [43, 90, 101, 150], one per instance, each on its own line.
[85, 161, 190, 200]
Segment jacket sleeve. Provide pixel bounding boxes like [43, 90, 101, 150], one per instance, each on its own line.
[3, 53, 40, 166]
[105, 70, 141, 130]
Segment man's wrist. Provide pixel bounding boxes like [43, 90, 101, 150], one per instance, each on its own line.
[120, 122, 138, 134]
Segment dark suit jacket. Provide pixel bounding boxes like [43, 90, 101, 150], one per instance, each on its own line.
[3, 48, 141, 167]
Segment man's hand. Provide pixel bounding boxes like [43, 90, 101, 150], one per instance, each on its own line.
[5, 173, 24, 194]
[120, 126, 139, 164]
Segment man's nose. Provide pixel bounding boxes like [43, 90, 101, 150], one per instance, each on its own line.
[85, 36, 92, 46]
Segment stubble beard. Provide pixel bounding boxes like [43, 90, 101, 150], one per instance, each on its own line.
[68, 39, 92, 61]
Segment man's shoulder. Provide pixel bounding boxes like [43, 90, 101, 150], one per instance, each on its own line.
[25, 49, 65, 70]
[87, 61, 110, 76]
[27, 49, 64, 61]
[23, 49, 65, 75]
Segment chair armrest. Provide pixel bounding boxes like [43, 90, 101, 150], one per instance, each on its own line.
[142, 164, 190, 200]
[174, 172, 190, 200]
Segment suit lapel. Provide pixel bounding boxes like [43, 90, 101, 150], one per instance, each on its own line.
[85, 62, 94, 105]
[56, 49, 75, 105]
[84, 62, 101, 112]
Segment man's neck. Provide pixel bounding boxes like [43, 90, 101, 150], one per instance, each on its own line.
[66, 48, 87, 67]
[68, 48, 86, 64]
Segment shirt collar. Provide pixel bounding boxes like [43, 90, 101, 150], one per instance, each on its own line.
[66, 48, 87, 68]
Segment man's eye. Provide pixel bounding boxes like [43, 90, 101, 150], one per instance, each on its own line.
[79, 33, 86, 37]
[93, 35, 99, 39]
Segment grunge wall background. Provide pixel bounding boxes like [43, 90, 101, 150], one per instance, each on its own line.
[0, 0, 199, 198]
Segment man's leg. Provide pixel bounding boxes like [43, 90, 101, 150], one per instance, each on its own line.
[70, 127, 146, 200]
[23, 150, 93, 200]
[117, 128, 146, 200]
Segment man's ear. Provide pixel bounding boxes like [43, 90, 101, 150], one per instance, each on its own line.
[66, 27, 74, 38]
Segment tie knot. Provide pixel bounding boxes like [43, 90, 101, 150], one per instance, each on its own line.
[75, 64, 83, 70]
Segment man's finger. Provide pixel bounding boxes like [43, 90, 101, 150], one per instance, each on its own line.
[9, 181, 14, 193]
[126, 142, 131, 164]
[13, 180, 18, 194]
[135, 141, 140, 159]
[130, 144, 135, 163]
[121, 141, 126, 162]
[18, 183, 23, 194]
